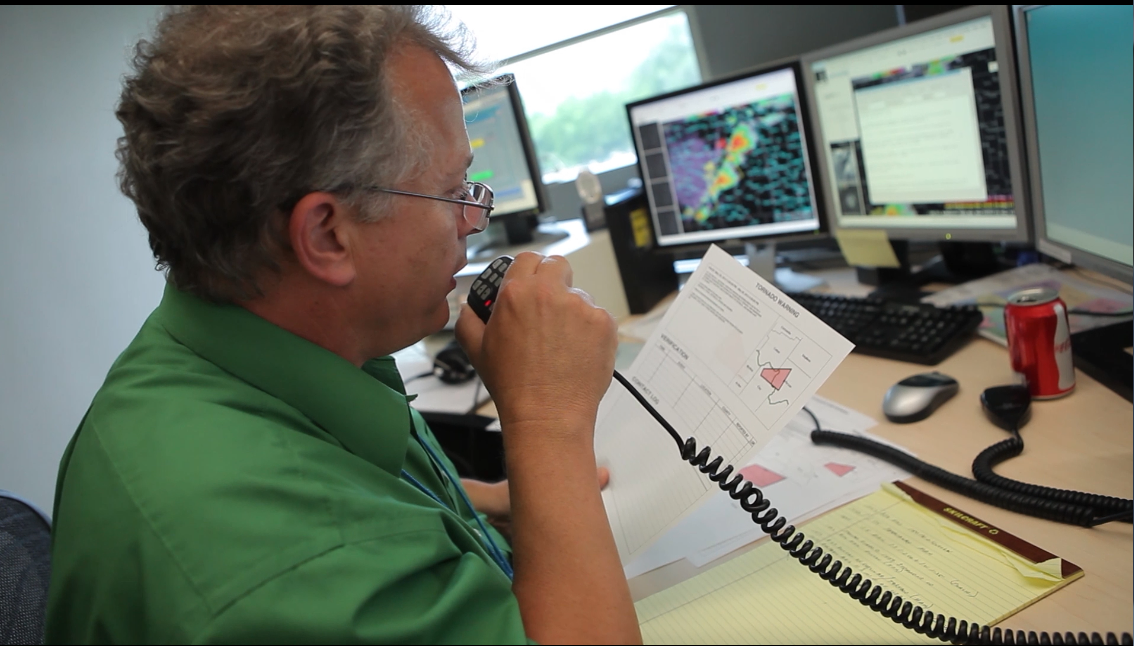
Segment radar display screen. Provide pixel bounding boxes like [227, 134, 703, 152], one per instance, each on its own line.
[629, 66, 821, 247]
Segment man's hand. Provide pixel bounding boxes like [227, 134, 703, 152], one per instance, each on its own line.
[455, 252, 617, 437]
[460, 479, 510, 522]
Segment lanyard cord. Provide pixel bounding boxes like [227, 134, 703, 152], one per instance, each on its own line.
[401, 430, 514, 580]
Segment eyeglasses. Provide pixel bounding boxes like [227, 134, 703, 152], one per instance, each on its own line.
[370, 181, 495, 233]
[282, 181, 494, 233]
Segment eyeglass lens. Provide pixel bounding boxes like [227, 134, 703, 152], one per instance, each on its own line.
[466, 183, 493, 232]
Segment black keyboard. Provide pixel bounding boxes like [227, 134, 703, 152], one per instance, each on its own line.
[792, 293, 983, 365]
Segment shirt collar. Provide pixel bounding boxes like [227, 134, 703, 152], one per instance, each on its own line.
[155, 283, 410, 475]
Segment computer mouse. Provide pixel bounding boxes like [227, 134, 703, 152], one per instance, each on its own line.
[433, 340, 476, 385]
[882, 371, 959, 424]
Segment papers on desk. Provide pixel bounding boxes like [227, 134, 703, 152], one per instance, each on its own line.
[623, 395, 910, 579]
[923, 264, 1133, 346]
[595, 245, 855, 565]
[392, 342, 490, 414]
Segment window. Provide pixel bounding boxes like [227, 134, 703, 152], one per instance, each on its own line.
[448, 6, 703, 183]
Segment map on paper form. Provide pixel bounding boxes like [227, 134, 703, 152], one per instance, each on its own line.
[595, 245, 855, 563]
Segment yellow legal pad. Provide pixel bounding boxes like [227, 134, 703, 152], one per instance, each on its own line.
[636, 481, 1083, 645]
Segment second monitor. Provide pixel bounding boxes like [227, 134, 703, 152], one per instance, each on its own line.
[626, 60, 825, 274]
[461, 74, 547, 246]
[803, 5, 1030, 245]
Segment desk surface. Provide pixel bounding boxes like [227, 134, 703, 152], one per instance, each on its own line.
[624, 266, 1133, 635]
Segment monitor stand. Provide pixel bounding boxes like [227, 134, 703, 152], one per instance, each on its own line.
[1070, 319, 1133, 402]
[744, 241, 825, 293]
[502, 214, 537, 245]
[864, 240, 1014, 303]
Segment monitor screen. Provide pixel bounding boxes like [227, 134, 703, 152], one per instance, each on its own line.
[461, 76, 544, 218]
[1018, 4, 1133, 282]
[805, 8, 1028, 241]
[626, 63, 822, 248]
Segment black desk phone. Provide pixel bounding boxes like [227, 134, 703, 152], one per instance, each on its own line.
[468, 256, 1131, 645]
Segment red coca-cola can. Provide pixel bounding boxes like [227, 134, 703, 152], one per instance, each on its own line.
[1004, 287, 1075, 399]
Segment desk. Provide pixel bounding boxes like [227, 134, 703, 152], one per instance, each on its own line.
[624, 266, 1133, 636]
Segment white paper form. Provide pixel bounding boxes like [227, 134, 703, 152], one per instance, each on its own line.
[623, 396, 910, 578]
[595, 245, 855, 564]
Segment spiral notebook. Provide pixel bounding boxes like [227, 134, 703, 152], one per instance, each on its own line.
[636, 482, 1083, 645]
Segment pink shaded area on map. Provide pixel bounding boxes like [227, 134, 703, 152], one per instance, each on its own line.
[824, 462, 855, 477]
[739, 464, 786, 488]
[760, 367, 791, 389]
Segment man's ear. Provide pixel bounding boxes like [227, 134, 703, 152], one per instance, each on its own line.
[287, 192, 357, 287]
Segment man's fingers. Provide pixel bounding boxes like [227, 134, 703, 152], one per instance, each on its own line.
[597, 466, 610, 490]
[568, 287, 595, 307]
[535, 254, 573, 287]
[498, 251, 544, 289]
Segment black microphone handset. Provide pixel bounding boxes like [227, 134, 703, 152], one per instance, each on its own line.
[468, 256, 1131, 646]
[468, 255, 512, 324]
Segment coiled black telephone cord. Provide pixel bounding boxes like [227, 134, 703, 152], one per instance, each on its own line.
[611, 370, 1132, 646]
[811, 431, 1133, 527]
[971, 435, 1133, 525]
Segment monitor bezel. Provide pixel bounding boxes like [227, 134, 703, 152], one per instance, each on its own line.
[800, 5, 1032, 244]
[624, 57, 829, 254]
[460, 73, 548, 220]
[1014, 4, 1133, 284]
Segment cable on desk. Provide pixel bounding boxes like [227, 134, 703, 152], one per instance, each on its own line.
[971, 435, 1133, 523]
[973, 302, 1133, 318]
[1068, 265, 1134, 293]
[403, 370, 436, 385]
[1066, 310, 1134, 317]
[811, 430, 1113, 526]
[611, 369, 1133, 645]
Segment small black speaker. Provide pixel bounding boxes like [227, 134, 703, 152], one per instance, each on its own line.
[602, 186, 678, 314]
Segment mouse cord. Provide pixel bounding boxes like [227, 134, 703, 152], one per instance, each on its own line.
[611, 368, 1092, 524]
[404, 370, 436, 385]
[970, 430, 1133, 523]
[611, 370, 1131, 644]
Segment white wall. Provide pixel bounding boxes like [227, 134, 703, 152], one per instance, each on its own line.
[0, 5, 165, 512]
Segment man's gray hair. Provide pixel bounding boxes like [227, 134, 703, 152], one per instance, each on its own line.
[116, 5, 484, 302]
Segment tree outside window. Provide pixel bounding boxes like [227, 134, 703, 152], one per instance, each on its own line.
[450, 6, 702, 183]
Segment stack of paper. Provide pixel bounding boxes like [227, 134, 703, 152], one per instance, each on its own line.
[923, 263, 1133, 346]
[624, 396, 909, 578]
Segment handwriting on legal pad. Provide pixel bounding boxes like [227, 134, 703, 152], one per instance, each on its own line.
[635, 483, 1081, 645]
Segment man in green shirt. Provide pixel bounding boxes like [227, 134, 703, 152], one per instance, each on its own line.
[46, 5, 640, 644]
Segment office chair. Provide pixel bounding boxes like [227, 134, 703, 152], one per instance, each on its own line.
[0, 491, 51, 646]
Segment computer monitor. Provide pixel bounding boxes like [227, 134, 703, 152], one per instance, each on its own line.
[1014, 4, 1133, 402]
[802, 5, 1030, 245]
[625, 60, 825, 269]
[1015, 4, 1133, 284]
[461, 74, 547, 244]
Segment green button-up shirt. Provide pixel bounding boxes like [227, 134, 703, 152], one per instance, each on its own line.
[46, 285, 529, 644]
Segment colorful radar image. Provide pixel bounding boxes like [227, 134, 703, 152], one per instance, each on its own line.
[662, 94, 813, 234]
